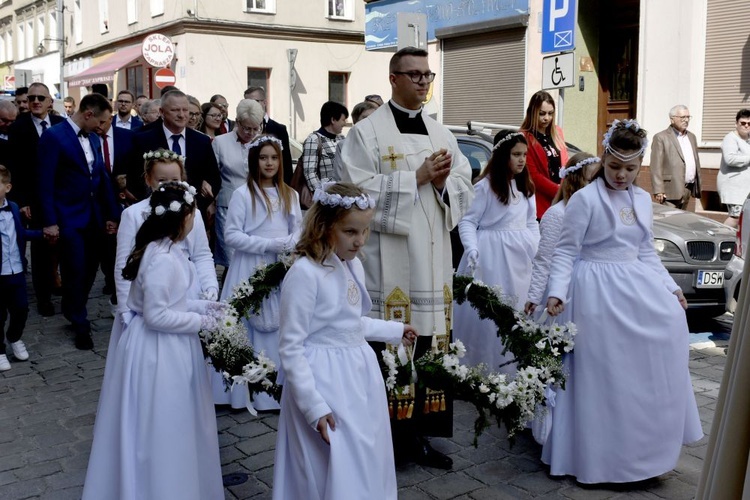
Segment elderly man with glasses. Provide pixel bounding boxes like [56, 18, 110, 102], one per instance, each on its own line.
[650, 104, 702, 211]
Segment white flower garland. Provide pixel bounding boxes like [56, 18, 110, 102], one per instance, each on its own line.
[247, 135, 284, 151]
[152, 181, 197, 215]
[143, 149, 186, 163]
[492, 132, 524, 151]
[560, 156, 601, 179]
[313, 183, 376, 210]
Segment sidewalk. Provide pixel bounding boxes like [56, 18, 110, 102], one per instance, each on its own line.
[0, 280, 727, 499]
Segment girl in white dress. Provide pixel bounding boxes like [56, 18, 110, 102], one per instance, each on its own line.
[453, 131, 539, 372]
[524, 152, 600, 316]
[83, 182, 224, 500]
[544, 120, 703, 484]
[218, 134, 302, 411]
[273, 183, 417, 500]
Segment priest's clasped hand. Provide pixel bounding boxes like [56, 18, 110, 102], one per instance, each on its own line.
[417, 148, 452, 191]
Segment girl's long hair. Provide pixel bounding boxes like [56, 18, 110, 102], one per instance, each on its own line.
[246, 135, 295, 217]
[477, 131, 534, 205]
[520, 90, 565, 152]
[552, 152, 598, 205]
[296, 183, 370, 264]
[122, 182, 196, 280]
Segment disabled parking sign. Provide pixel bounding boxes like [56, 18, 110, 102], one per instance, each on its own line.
[542, 0, 576, 53]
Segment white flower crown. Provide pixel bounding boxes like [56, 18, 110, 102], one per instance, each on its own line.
[143, 150, 186, 163]
[153, 181, 197, 215]
[313, 182, 376, 210]
[247, 135, 284, 151]
[492, 132, 524, 151]
[601, 119, 648, 161]
[560, 156, 600, 179]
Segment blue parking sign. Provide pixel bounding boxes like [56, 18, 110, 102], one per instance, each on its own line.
[542, 0, 576, 53]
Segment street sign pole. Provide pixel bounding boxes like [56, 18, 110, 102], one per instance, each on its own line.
[287, 48, 298, 138]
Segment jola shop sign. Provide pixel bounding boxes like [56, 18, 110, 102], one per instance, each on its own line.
[141, 33, 174, 68]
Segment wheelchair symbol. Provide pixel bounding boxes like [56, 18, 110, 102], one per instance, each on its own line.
[551, 57, 566, 86]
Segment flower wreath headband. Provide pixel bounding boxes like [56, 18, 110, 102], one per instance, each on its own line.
[601, 119, 649, 161]
[313, 181, 376, 210]
[143, 149, 186, 163]
[247, 135, 284, 151]
[560, 156, 601, 179]
[492, 132, 524, 151]
[153, 181, 198, 216]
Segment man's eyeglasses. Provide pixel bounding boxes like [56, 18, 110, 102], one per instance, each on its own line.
[738, 120, 750, 127]
[237, 124, 260, 134]
[672, 115, 691, 121]
[392, 71, 436, 84]
[27, 95, 47, 102]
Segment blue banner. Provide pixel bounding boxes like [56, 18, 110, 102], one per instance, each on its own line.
[365, 0, 530, 50]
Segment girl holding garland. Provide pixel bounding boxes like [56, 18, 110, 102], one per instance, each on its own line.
[84, 182, 224, 499]
[219, 134, 302, 411]
[524, 152, 600, 316]
[453, 130, 539, 372]
[273, 182, 417, 500]
[543, 120, 702, 484]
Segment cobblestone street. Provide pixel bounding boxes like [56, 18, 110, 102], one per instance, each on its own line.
[0, 280, 728, 499]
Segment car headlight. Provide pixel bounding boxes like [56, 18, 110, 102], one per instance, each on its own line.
[654, 239, 684, 261]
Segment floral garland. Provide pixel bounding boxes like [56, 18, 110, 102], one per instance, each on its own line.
[222, 259, 577, 443]
[199, 303, 281, 414]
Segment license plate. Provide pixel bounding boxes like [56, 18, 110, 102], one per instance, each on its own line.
[696, 270, 724, 288]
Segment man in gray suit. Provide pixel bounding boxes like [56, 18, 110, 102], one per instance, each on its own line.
[650, 105, 702, 210]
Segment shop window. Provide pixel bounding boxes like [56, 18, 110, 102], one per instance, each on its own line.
[99, 0, 108, 32]
[151, 0, 164, 17]
[247, 68, 269, 91]
[127, 0, 138, 25]
[126, 66, 144, 97]
[328, 72, 348, 106]
[245, 0, 275, 13]
[327, 0, 353, 20]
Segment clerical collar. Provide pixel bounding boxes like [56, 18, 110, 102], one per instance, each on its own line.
[389, 100, 422, 118]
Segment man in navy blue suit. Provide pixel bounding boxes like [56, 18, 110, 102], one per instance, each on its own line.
[126, 89, 220, 212]
[7, 82, 65, 317]
[38, 93, 121, 350]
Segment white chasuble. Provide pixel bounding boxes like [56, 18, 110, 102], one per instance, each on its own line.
[335, 104, 474, 337]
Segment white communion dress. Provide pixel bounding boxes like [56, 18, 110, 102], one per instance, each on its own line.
[542, 179, 703, 484]
[82, 238, 223, 500]
[272, 255, 403, 500]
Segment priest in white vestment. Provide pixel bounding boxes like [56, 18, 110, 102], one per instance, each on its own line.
[334, 46, 474, 470]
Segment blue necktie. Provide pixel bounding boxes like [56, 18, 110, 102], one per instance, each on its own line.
[171, 134, 182, 155]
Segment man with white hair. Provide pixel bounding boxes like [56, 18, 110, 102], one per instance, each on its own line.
[650, 104, 702, 210]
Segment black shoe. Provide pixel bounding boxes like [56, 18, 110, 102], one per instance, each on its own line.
[52, 287, 63, 296]
[37, 301, 55, 317]
[102, 284, 114, 295]
[74, 331, 94, 350]
[413, 439, 453, 470]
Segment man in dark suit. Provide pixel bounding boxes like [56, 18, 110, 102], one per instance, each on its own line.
[126, 90, 220, 212]
[650, 104, 702, 211]
[7, 82, 65, 316]
[99, 117, 134, 301]
[38, 93, 120, 349]
[113, 90, 143, 131]
[244, 86, 293, 184]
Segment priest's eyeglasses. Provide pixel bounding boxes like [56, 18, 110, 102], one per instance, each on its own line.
[393, 71, 436, 83]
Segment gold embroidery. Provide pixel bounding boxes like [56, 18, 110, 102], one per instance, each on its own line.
[381, 146, 404, 170]
[385, 287, 410, 324]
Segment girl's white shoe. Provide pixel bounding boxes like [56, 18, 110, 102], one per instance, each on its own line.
[10, 341, 29, 361]
[0, 354, 10, 371]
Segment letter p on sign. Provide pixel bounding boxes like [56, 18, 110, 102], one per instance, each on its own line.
[549, 0, 569, 31]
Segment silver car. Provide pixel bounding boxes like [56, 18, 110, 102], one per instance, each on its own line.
[452, 131, 737, 315]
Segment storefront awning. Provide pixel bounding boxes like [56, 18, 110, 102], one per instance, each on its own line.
[65, 45, 142, 87]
